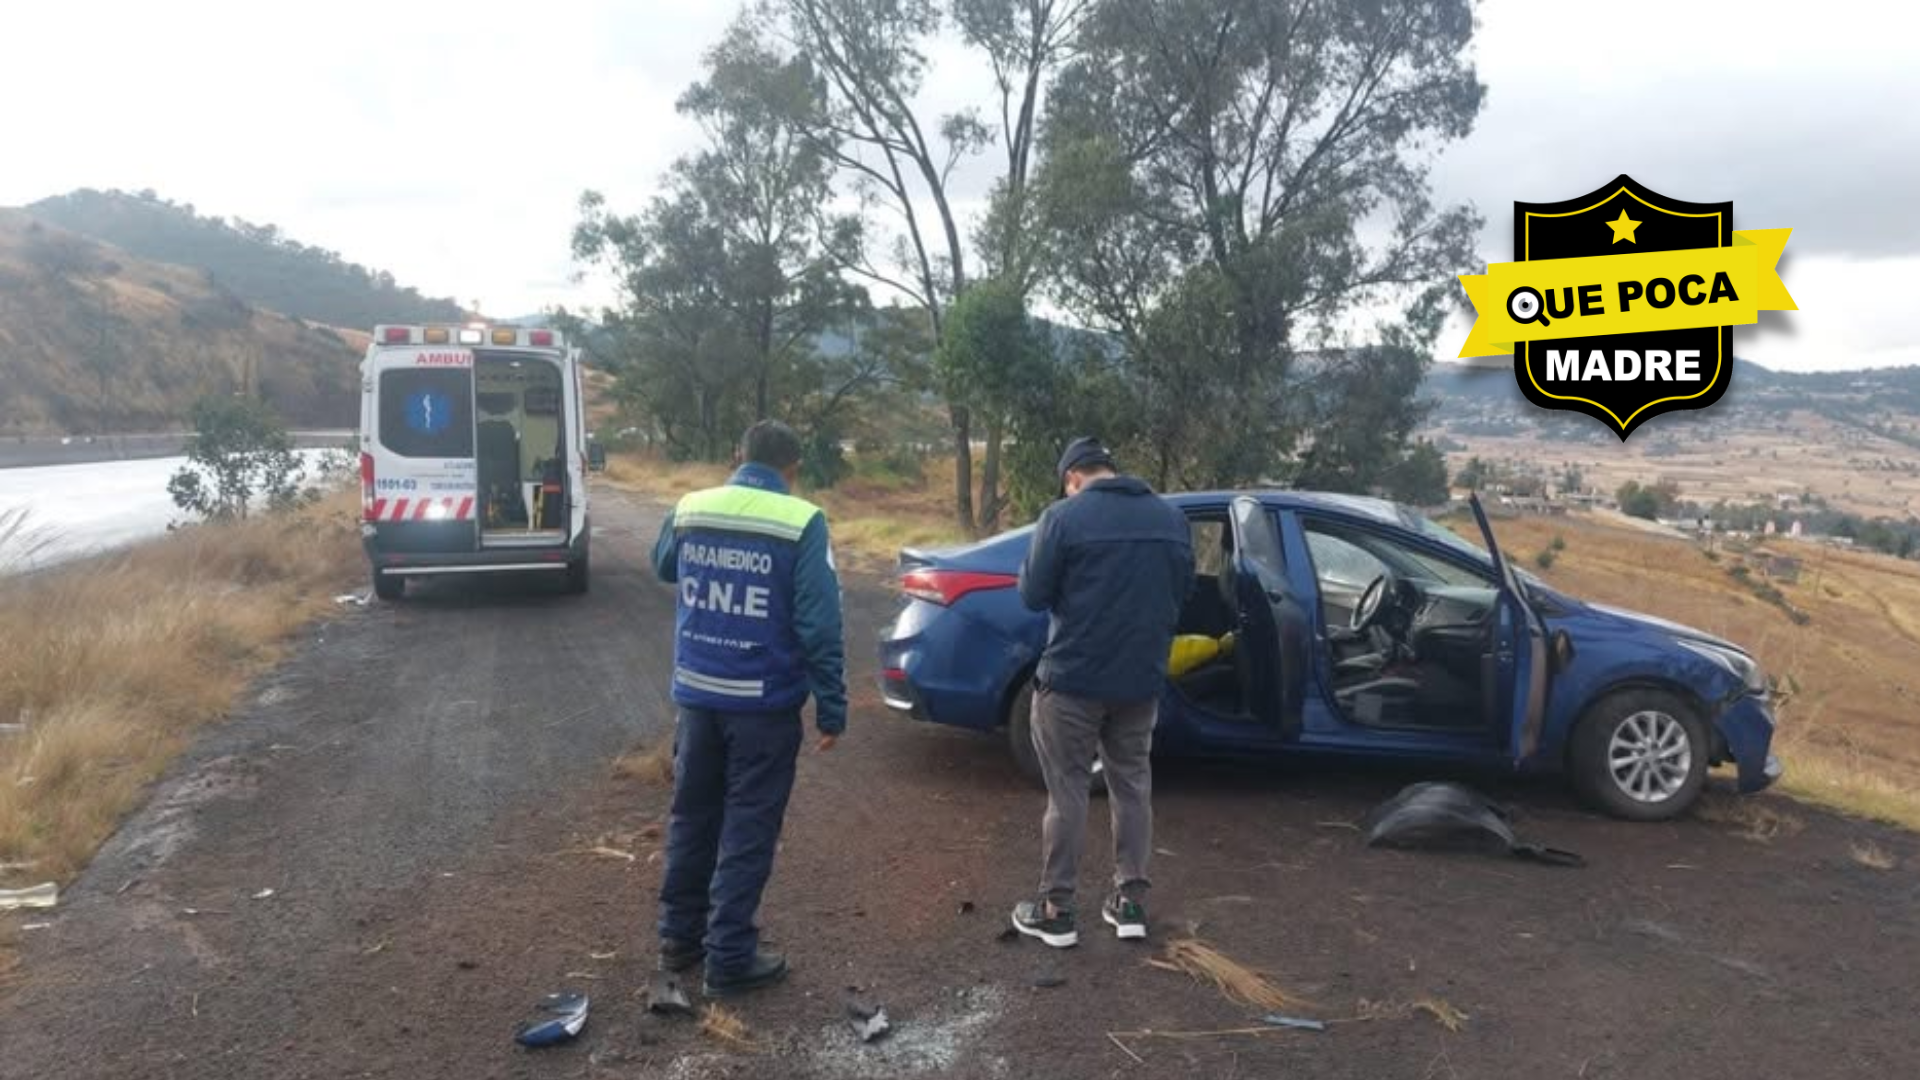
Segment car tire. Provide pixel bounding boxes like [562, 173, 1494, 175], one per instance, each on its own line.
[373, 569, 405, 602]
[564, 555, 590, 595]
[1570, 689, 1708, 821]
[1007, 679, 1107, 797]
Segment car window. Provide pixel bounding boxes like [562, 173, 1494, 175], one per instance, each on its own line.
[1189, 518, 1228, 577]
[1304, 529, 1386, 589]
[1305, 518, 1491, 589]
[379, 369, 474, 458]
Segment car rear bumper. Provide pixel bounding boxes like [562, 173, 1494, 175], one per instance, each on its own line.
[363, 522, 583, 575]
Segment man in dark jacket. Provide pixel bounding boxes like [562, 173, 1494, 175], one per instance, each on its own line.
[1011, 437, 1194, 947]
[651, 420, 846, 995]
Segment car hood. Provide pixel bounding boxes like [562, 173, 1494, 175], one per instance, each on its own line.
[1573, 601, 1748, 655]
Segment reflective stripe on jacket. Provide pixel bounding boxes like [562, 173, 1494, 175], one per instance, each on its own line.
[652, 464, 848, 732]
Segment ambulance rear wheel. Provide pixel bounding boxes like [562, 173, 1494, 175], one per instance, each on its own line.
[373, 569, 405, 602]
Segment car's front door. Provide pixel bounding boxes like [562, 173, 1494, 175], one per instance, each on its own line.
[1230, 496, 1308, 739]
[1468, 494, 1550, 765]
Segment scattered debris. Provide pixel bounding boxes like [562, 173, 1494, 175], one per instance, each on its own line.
[957, 900, 975, 915]
[700, 1003, 762, 1049]
[0, 883, 57, 911]
[646, 973, 695, 1017]
[586, 846, 637, 863]
[589, 949, 619, 961]
[1412, 997, 1470, 1032]
[1850, 840, 1897, 870]
[250, 888, 275, 901]
[1032, 969, 1067, 989]
[0, 860, 38, 872]
[1361, 781, 1584, 867]
[362, 939, 390, 956]
[333, 592, 369, 606]
[514, 991, 590, 1048]
[0, 724, 24, 738]
[1260, 1013, 1327, 1032]
[847, 999, 892, 1043]
[179, 907, 230, 917]
[457, 959, 480, 970]
[564, 971, 602, 981]
[1156, 936, 1314, 1012]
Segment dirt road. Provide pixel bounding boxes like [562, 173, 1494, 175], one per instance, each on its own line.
[3, 488, 1917, 1079]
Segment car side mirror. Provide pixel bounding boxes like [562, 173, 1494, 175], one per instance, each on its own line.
[1550, 629, 1575, 672]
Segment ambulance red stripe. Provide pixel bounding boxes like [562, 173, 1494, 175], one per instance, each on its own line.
[390, 498, 410, 521]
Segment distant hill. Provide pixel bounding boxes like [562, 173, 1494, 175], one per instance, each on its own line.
[25, 188, 468, 332]
[1419, 356, 1920, 450]
[0, 210, 360, 435]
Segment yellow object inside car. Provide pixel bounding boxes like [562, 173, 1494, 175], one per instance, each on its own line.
[1167, 631, 1236, 678]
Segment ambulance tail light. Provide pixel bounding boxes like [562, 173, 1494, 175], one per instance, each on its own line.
[359, 453, 376, 520]
[899, 569, 1017, 606]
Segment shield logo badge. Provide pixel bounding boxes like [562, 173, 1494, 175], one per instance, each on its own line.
[1515, 175, 1728, 439]
[1457, 175, 1795, 442]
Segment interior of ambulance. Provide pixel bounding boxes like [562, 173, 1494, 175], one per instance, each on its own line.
[474, 352, 570, 544]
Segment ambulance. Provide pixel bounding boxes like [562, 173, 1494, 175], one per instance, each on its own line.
[357, 323, 590, 599]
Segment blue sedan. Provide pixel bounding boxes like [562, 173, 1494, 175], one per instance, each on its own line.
[877, 491, 1781, 820]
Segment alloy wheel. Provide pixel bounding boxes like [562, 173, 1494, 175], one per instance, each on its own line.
[1607, 709, 1693, 803]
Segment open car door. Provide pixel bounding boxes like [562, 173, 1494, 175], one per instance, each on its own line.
[1468, 493, 1550, 766]
[1229, 496, 1308, 738]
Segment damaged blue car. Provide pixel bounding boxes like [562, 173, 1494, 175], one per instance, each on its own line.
[878, 492, 1780, 821]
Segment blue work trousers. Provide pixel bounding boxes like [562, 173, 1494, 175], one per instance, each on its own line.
[656, 706, 803, 974]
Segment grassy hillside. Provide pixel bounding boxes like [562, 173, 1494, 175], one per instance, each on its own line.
[0, 210, 360, 434]
[26, 188, 468, 331]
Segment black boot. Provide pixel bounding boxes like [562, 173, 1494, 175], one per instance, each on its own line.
[659, 938, 706, 973]
[703, 950, 789, 997]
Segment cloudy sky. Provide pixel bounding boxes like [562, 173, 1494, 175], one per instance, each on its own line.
[4, 0, 1915, 372]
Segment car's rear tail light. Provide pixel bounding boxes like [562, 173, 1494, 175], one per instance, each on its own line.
[359, 452, 376, 520]
[529, 329, 554, 347]
[381, 326, 411, 344]
[899, 569, 1017, 605]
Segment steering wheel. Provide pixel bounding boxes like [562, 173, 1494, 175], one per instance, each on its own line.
[1350, 571, 1399, 634]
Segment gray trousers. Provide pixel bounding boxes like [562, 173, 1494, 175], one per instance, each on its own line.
[1031, 685, 1155, 908]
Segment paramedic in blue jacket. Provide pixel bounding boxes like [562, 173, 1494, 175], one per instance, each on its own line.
[1011, 437, 1194, 949]
[650, 420, 846, 996]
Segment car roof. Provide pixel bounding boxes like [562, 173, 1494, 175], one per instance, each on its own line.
[1162, 488, 1432, 525]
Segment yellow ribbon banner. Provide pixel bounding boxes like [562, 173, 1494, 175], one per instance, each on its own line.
[1458, 228, 1795, 357]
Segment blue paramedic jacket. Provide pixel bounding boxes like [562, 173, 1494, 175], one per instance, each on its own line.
[652, 463, 847, 735]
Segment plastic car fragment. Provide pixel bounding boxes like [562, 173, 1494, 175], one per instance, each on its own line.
[1361, 781, 1584, 867]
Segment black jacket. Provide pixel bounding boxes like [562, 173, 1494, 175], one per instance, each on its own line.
[1018, 476, 1196, 701]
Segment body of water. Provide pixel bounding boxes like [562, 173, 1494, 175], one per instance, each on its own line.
[0, 450, 339, 572]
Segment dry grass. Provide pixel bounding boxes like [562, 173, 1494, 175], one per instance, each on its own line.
[1154, 936, 1315, 1013]
[0, 491, 360, 888]
[613, 739, 675, 787]
[1694, 791, 1808, 843]
[1850, 840, 1897, 871]
[600, 451, 972, 570]
[1470, 513, 1920, 831]
[699, 1003, 763, 1050]
[1411, 997, 1471, 1032]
